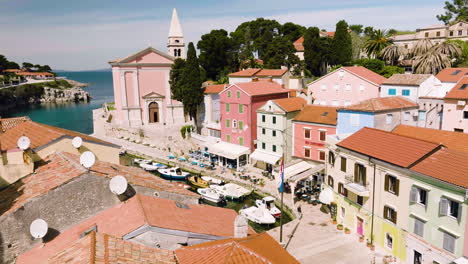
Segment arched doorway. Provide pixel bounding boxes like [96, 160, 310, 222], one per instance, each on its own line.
[149, 102, 159, 123]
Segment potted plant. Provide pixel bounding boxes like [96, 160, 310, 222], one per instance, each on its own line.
[344, 227, 350, 234]
[366, 240, 372, 248]
[337, 224, 343, 230]
[331, 215, 337, 225]
[369, 244, 375, 251]
[359, 236, 364, 242]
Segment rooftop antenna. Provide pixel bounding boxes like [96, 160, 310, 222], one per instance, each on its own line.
[17, 136, 31, 150]
[109, 175, 135, 201]
[80, 151, 96, 171]
[72, 136, 83, 149]
[30, 219, 48, 239]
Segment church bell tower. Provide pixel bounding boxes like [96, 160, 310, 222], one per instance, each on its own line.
[167, 8, 185, 59]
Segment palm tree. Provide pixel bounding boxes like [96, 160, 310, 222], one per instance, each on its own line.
[434, 41, 462, 59]
[380, 45, 408, 65]
[410, 39, 433, 57]
[364, 30, 392, 58]
[413, 48, 451, 74]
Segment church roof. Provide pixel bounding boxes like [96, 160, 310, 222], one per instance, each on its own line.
[168, 8, 183, 38]
[109, 46, 175, 65]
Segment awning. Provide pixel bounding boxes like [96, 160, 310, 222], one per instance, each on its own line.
[288, 164, 325, 183]
[453, 257, 468, 264]
[345, 182, 370, 197]
[319, 187, 334, 205]
[250, 149, 281, 165]
[209, 141, 250, 160]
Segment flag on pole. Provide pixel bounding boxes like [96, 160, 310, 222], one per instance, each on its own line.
[279, 159, 284, 193]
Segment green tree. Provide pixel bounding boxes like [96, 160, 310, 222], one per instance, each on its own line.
[352, 58, 385, 73]
[350, 31, 365, 60]
[263, 37, 298, 69]
[381, 45, 408, 65]
[388, 29, 398, 36]
[349, 24, 363, 34]
[0, 55, 9, 71]
[197, 29, 238, 80]
[364, 26, 375, 37]
[22, 62, 34, 70]
[303, 27, 322, 76]
[6, 61, 20, 69]
[364, 29, 392, 58]
[380, 65, 405, 78]
[447, 39, 468, 66]
[437, 0, 468, 24]
[169, 58, 186, 102]
[179, 43, 203, 127]
[38, 65, 52, 72]
[282, 22, 306, 42]
[330, 20, 352, 65]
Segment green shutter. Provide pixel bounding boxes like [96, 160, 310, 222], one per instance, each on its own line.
[226, 119, 230, 127]
[226, 103, 230, 112]
[226, 135, 230, 142]
[395, 179, 400, 196]
[354, 163, 358, 183]
[239, 104, 243, 113]
[239, 137, 243, 146]
[239, 121, 243, 130]
[362, 166, 367, 184]
[384, 175, 389, 192]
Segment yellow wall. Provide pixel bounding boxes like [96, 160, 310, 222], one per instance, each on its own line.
[0, 150, 34, 187]
[374, 218, 407, 260]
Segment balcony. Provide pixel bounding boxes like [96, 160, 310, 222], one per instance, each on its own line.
[345, 175, 370, 197]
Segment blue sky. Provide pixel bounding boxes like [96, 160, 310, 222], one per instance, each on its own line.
[0, 0, 445, 70]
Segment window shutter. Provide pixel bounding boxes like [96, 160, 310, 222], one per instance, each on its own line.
[458, 203, 463, 222]
[393, 210, 397, 224]
[384, 175, 389, 192]
[354, 163, 358, 182]
[384, 206, 388, 219]
[410, 187, 418, 203]
[362, 166, 367, 184]
[439, 198, 449, 216]
[395, 179, 400, 196]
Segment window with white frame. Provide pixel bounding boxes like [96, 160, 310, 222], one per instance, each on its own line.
[332, 100, 339, 106]
[350, 114, 360, 126]
[413, 217, 425, 237]
[384, 205, 397, 224]
[410, 186, 427, 206]
[385, 174, 399, 195]
[304, 128, 311, 139]
[386, 233, 393, 250]
[344, 100, 351, 106]
[340, 207, 345, 218]
[359, 84, 365, 91]
[404, 111, 411, 121]
[321, 84, 327, 91]
[232, 119, 237, 128]
[319, 130, 327, 141]
[386, 114, 393, 125]
[439, 197, 461, 219]
[304, 147, 311, 158]
[318, 150, 326, 161]
[442, 231, 456, 253]
[334, 84, 339, 91]
[345, 84, 351, 91]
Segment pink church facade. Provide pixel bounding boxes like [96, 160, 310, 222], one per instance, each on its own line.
[307, 66, 387, 107]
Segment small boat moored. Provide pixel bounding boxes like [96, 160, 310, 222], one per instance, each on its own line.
[210, 183, 251, 200]
[197, 188, 225, 204]
[152, 162, 167, 169]
[201, 176, 224, 185]
[188, 176, 209, 188]
[139, 163, 158, 171]
[240, 206, 276, 225]
[158, 167, 190, 180]
[255, 196, 281, 218]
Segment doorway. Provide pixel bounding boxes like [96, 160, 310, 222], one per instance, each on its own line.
[357, 217, 364, 236]
[413, 250, 422, 264]
[149, 102, 159, 123]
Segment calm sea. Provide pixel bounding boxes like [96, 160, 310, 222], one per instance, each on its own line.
[2, 71, 114, 135]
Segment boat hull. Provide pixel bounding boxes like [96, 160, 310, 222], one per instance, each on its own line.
[158, 173, 187, 181]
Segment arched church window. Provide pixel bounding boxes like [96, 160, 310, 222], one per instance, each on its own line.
[175, 40, 180, 43]
[174, 49, 177, 57]
[177, 49, 181, 57]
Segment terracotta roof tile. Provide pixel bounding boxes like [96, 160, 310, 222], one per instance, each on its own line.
[204, 84, 226, 94]
[0, 116, 30, 133]
[16, 72, 54, 76]
[272, 97, 306, 112]
[392, 125, 468, 154]
[18, 194, 252, 264]
[294, 37, 304, 51]
[444, 76, 468, 99]
[255, 69, 288, 77]
[233, 81, 289, 96]
[343, 66, 387, 85]
[411, 148, 468, 188]
[337, 127, 441, 167]
[435, 67, 468, 83]
[176, 233, 299, 264]
[0, 152, 197, 218]
[341, 96, 418, 112]
[292, 105, 338, 125]
[228, 69, 262, 77]
[383, 74, 432, 86]
[0, 120, 117, 151]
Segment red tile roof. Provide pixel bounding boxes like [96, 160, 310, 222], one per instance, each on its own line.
[294, 37, 304, 51]
[411, 148, 468, 188]
[392, 125, 468, 154]
[341, 96, 418, 113]
[16, 72, 54, 76]
[0, 120, 117, 151]
[337, 127, 441, 167]
[233, 81, 289, 96]
[436, 68, 468, 83]
[204, 84, 226, 94]
[273, 97, 306, 112]
[0, 152, 197, 218]
[228, 69, 262, 77]
[0, 116, 30, 133]
[444, 76, 468, 99]
[343, 66, 387, 85]
[292, 105, 338, 125]
[175, 233, 299, 264]
[48, 232, 176, 264]
[255, 69, 288, 77]
[383, 74, 432, 86]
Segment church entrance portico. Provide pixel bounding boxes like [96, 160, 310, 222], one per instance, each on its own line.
[149, 102, 159, 123]
[143, 92, 165, 126]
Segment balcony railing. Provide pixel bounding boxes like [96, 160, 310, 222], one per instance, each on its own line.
[344, 175, 370, 197]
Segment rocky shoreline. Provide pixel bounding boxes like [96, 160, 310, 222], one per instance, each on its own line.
[40, 79, 90, 103]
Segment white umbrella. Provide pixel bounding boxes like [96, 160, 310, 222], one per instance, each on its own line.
[319, 188, 334, 205]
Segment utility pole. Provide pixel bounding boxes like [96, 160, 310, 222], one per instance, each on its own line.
[279, 125, 287, 244]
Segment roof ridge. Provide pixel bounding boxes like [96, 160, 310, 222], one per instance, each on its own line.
[134, 194, 150, 225]
[234, 241, 271, 264]
[56, 151, 88, 173]
[362, 127, 443, 146]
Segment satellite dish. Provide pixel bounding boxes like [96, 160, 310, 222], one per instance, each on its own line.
[80, 151, 96, 169]
[17, 136, 31, 150]
[30, 219, 48, 239]
[109, 175, 128, 195]
[72, 136, 83, 148]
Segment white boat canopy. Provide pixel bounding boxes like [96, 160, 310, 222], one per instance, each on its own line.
[250, 149, 282, 165]
[209, 141, 250, 160]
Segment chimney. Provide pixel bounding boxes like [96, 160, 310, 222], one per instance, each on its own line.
[252, 77, 259, 82]
[234, 215, 248, 238]
[268, 76, 273, 82]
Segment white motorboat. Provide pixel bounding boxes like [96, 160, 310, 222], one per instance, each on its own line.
[152, 162, 167, 169]
[255, 196, 281, 218]
[210, 183, 251, 199]
[197, 188, 225, 204]
[240, 206, 276, 225]
[134, 159, 151, 164]
[201, 176, 224, 185]
[139, 163, 158, 171]
[157, 167, 190, 180]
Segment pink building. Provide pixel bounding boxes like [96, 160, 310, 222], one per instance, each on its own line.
[109, 9, 186, 128]
[292, 105, 338, 162]
[210, 80, 289, 168]
[442, 76, 468, 133]
[307, 66, 387, 107]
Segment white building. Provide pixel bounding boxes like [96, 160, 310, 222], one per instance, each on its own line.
[228, 68, 291, 88]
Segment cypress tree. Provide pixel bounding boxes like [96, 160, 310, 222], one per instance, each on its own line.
[331, 20, 352, 65]
[169, 58, 186, 102]
[303, 27, 322, 77]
